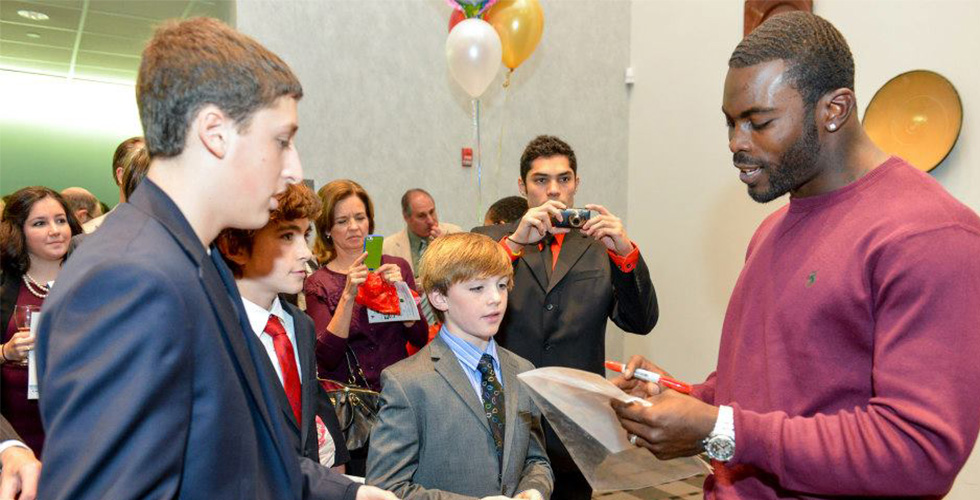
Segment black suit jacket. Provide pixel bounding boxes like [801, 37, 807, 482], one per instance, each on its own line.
[472, 223, 658, 375]
[35, 181, 358, 500]
[254, 299, 350, 466]
[0, 272, 22, 342]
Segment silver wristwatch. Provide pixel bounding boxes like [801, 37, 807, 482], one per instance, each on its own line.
[702, 405, 735, 462]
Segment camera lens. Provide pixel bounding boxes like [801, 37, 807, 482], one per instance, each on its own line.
[569, 215, 583, 227]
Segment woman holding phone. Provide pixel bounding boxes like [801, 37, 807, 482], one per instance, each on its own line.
[1, 186, 83, 455]
[305, 179, 427, 391]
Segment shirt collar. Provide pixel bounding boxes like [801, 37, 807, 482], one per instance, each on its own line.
[407, 227, 425, 250]
[241, 295, 286, 336]
[439, 325, 499, 372]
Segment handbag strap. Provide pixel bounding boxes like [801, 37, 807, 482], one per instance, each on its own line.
[344, 346, 371, 388]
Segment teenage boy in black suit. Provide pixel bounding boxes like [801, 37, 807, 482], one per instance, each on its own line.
[218, 183, 351, 471]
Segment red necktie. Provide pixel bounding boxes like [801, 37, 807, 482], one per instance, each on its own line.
[539, 233, 564, 271]
[264, 315, 302, 424]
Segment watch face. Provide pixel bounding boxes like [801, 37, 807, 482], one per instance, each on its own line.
[706, 435, 735, 461]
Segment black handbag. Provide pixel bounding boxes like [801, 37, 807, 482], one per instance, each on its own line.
[318, 348, 380, 451]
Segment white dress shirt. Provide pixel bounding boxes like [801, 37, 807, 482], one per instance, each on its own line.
[242, 296, 336, 467]
[242, 296, 303, 385]
[0, 440, 29, 456]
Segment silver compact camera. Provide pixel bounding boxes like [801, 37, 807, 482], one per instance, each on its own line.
[553, 208, 592, 229]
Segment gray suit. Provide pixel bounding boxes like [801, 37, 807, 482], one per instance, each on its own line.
[1, 415, 22, 442]
[366, 335, 553, 499]
[472, 222, 658, 499]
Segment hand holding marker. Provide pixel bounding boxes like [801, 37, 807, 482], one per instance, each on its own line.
[605, 360, 693, 394]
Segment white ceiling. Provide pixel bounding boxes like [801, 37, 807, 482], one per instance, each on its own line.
[0, 0, 234, 84]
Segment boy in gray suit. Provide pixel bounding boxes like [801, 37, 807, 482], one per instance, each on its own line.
[367, 233, 553, 499]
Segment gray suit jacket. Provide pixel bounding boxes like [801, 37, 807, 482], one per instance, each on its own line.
[1, 415, 21, 442]
[366, 335, 553, 499]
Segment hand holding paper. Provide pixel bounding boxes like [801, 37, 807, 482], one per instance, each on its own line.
[518, 367, 703, 492]
[612, 386, 718, 461]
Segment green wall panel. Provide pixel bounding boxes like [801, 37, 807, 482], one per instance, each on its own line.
[1, 123, 130, 206]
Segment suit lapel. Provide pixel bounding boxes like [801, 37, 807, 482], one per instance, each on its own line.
[430, 336, 491, 433]
[288, 301, 316, 449]
[204, 250, 298, 479]
[131, 181, 298, 493]
[253, 329, 302, 436]
[547, 230, 591, 293]
[499, 349, 520, 478]
[520, 240, 550, 293]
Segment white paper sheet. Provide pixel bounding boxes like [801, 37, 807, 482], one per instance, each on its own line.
[28, 311, 40, 400]
[518, 367, 704, 492]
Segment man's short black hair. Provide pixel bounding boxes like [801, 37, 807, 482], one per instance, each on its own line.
[485, 196, 528, 225]
[520, 135, 577, 181]
[729, 12, 854, 108]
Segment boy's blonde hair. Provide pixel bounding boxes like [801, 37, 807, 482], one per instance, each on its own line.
[419, 233, 514, 323]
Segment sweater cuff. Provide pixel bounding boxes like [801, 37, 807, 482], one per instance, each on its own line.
[319, 329, 348, 350]
[607, 242, 640, 273]
[728, 402, 781, 475]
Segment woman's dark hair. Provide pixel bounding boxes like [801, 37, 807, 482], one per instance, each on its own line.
[1, 186, 83, 276]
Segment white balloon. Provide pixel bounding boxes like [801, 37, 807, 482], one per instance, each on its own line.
[446, 19, 502, 98]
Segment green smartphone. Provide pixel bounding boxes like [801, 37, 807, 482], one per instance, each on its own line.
[364, 234, 383, 270]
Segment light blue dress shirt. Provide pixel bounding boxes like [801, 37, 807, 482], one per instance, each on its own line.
[439, 325, 504, 401]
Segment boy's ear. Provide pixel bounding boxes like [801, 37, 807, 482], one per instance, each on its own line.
[427, 289, 449, 315]
[194, 104, 232, 160]
[517, 176, 527, 197]
[216, 236, 249, 267]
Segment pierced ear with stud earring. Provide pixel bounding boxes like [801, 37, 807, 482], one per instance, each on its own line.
[827, 123, 837, 131]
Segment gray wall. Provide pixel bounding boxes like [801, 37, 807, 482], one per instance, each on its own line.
[238, 0, 631, 237]
[237, 0, 634, 361]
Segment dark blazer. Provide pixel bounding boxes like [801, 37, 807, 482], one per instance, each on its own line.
[35, 181, 358, 500]
[1, 414, 22, 441]
[0, 272, 22, 340]
[472, 223, 658, 375]
[255, 299, 350, 466]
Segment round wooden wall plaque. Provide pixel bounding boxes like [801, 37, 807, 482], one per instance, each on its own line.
[863, 70, 962, 172]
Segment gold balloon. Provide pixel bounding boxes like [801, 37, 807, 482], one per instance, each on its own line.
[484, 0, 544, 70]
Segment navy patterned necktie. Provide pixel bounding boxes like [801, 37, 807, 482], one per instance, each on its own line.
[477, 353, 506, 468]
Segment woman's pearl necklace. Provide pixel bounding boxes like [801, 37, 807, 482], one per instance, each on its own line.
[22, 273, 50, 299]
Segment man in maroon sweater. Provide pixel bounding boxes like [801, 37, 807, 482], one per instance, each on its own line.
[612, 12, 980, 499]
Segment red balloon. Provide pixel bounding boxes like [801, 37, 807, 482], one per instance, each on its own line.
[448, 9, 465, 32]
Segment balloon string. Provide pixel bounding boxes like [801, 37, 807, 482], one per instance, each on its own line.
[503, 68, 513, 88]
[494, 76, 511, 205]
[473, 98, 483, 224]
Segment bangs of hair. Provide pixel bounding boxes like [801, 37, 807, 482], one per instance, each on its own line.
[270, 183, 321, 224]
[313, 179, 374, 265]
[419, 233, 513, 295]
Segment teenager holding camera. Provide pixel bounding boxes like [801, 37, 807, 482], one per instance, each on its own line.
[473, 135, 659, 499]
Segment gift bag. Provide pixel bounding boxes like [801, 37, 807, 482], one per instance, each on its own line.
[354, 272, 400, 315]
